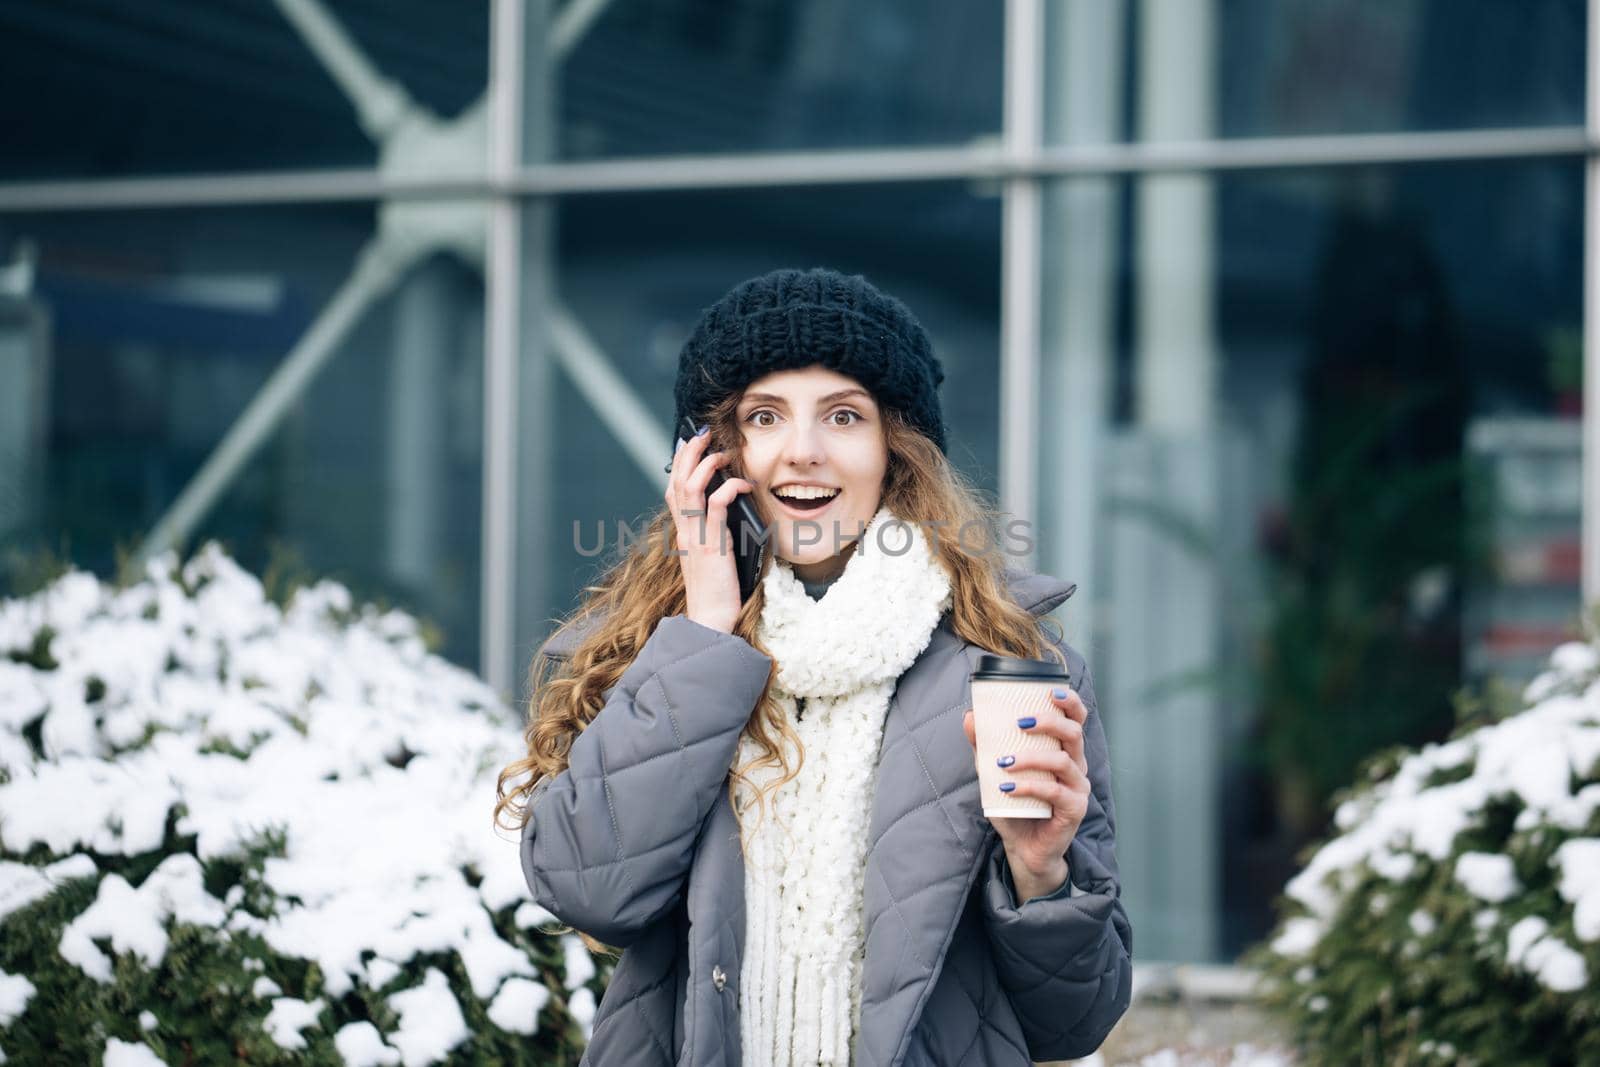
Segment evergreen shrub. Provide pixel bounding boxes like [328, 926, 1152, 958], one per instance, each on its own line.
[0, 546, 600, 1065]
[1249, 630, 1600, 1066]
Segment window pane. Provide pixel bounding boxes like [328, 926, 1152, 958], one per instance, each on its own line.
[0, 204, 485, 669]
[553, 0, 1002, 159]
[1045, 0, 1585, 145]
[522, 182, 999, 654]
[0, 1, 487, 180]
[1037, 159, 1584, 963]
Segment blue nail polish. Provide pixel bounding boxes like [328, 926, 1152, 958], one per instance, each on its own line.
[999, 782, 1016, 793]
[996, 755, 1015, 768]
[1052, 687, 1068, 700]
[695, 424, 710, 437]
[1017, 716, 1037, 729]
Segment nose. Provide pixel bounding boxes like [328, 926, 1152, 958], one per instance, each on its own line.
[780, 418, 827, 468]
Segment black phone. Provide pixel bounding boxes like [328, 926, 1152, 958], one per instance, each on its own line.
[673, 416, 769, 602]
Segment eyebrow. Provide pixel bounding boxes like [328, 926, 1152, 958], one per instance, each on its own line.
[738, 388, 875, 408]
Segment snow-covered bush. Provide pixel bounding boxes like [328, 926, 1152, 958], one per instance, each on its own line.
[0, 545, 601, 1065]
[1250, 630, 1600, 1066]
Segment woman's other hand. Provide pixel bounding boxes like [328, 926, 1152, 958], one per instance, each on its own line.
[667, 426, 753, 634]
[962, 685, 1090, 900]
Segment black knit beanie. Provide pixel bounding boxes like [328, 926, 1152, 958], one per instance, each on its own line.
[673, 267, 948, 455]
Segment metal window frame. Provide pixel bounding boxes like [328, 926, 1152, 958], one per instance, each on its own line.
[1587, 0, 1600, 607]
[1002, 0, 1045, 560]
[0, 126, 1591, 213]
[0, 11, 1592, 685]
[483, 0, 525, 694]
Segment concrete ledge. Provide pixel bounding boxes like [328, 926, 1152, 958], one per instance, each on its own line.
[1130, 962, 1266, 1003]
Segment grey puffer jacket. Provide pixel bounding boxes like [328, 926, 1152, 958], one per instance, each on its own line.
[522, 568, 1132, 1066]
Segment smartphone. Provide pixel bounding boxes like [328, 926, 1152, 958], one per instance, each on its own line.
[673, 416, 769, 602]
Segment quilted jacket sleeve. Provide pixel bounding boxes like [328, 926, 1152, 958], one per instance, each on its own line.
[979, 655, 1134, 1061]
[520, 614, 773, 947]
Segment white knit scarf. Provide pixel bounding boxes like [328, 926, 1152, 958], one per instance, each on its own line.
[734, 506, 953, 1066]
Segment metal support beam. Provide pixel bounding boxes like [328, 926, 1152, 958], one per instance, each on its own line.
[549, 0, 615, 61]
[1000, 0, 1044, 563]
[273, 0, 410, 140]
[1586, 0, 1600, 607]
[483, 0, 527, 697]
[1041, 0, 1126, 652]
[549, 306, 674, 491]
[133, 241, 414, 565]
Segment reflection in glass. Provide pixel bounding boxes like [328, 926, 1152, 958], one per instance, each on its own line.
[557, 0, 1002, 159]
[0, 1, 487, 181]
[1038, 160, 1584, 963]
[1044, 0, 1584, 146]
[0, 206, 485, 669]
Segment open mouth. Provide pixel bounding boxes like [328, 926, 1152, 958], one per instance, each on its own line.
[771, 488, 840, 516]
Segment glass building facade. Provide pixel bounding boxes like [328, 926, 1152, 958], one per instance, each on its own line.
[0, 0, 1591, 964]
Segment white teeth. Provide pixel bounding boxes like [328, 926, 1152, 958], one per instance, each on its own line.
[774, 486, 840, 501]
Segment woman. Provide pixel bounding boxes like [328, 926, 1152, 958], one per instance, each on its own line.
[496, 268, 1132, 1066]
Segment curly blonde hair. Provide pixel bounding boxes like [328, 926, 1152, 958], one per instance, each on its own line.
[494, 393, 1064, 953]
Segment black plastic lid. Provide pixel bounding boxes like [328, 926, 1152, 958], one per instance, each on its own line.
[971, 654, 1070, 683]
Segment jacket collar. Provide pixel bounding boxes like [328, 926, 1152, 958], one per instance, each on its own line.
[999, 564, 1078, 619]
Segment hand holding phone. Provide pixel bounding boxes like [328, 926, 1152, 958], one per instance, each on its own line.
[665, 419, 769, 631]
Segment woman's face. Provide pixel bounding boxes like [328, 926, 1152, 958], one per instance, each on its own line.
[734, 365, 889, 582]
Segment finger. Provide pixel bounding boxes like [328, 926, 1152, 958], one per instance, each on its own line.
[668, 431, 713, 495]
[707, 478, 752, 510]
[1048, 685, 1088, 726]
[664, 441, 684, 502]
[962, 709, 975, 748]
[997, 749, 1089, 791]
[997, 777, 1088, 823]
[670, 453, 725, 523]
[685, 450, 732, 499]
[1018, 709, 1087, 777]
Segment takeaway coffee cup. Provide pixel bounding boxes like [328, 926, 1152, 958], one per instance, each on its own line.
[970, 654, 1072, 818]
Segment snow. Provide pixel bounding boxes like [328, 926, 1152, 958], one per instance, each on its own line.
[103, 1039, 167, 1067]
[513, 901, 557, 930]
[568, 987, 598, 1038]
[335, 1021, 402, 1067]
[138, 1010, 157, 1031]
[487, 976, 551, 1035]
[561, 932, 597, 990]
[263, 996, 324, 1050]
[58, 923, 113, 984]
[0, 854, 95, 923]
[0, 663, 46, 730]
[1555, 838, 1600, 941]
[1548, 641, 1599, 682]
[365, 958, 402, 990]
[387, 968, 469, 1066]
[1506, 916, 1589, 993]
[1109, 1049, 1296, 1067]
[1454, 852, 1519, 903]
[0, 972, 35, 1027]
[58, 856, 227, 982]
[1271, 917, 1321, 957]
[0, 548, 560, 1051]
[1272, 634, 1600, 994]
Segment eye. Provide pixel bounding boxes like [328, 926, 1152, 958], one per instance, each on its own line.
[745, 409, 778, 428]
[829, 409, 862, 426]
